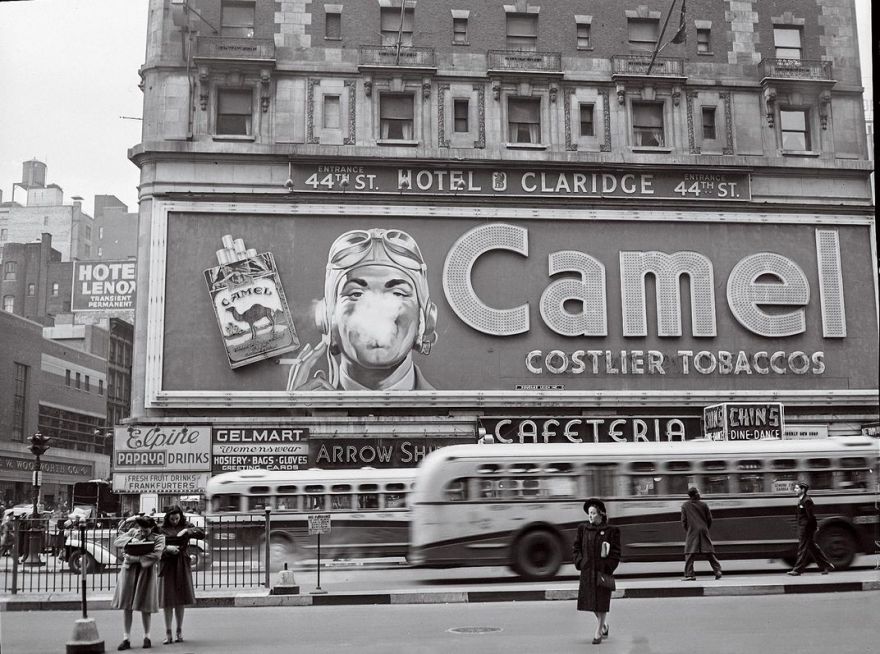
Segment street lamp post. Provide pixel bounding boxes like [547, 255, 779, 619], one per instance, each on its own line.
[22, 432, 51, 566]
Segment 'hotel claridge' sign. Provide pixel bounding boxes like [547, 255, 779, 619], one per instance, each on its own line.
[290, 164, 751, 201]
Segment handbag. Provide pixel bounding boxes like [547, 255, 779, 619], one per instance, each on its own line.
[597, 571, 616, 591]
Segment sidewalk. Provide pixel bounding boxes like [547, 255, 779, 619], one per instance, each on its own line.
[2, 567, 877, 611]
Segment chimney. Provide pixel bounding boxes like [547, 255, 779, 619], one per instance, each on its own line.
[71, 196, 84, 211]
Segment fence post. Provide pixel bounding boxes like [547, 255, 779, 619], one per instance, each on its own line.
[264, 507, 271, 588]
[10, 517, 19, 595]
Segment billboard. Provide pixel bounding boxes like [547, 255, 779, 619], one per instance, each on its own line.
[703, 403, 785, 441]
[113, 425, 212, 472]
[146, 201, 879, 408]
[72, 260, 137, 311]
[212, 426, 309, 473]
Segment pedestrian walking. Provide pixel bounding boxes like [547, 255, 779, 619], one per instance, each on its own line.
[157, 506, 205, 644]
[0, 513, 13, 556]
[111, 515, 165, 650]
[573, 498, 621, 645]
[680, 487, 723, 580]
[787, 480, 834, 576]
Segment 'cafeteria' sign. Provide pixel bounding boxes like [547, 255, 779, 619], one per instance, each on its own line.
[703, 403, 784, 441]
[71, 260, 137, 311]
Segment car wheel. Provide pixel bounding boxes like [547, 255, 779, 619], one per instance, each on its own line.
[511, 530, 563, 580]
[817, 526, 857, 569]
[68, 550, 99, 574]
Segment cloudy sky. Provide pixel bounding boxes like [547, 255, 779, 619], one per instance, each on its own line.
[0, 0, 873, 218]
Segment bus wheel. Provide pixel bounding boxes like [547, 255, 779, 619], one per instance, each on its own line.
[511, 530, 563, 580]
[68, 551, 99, 575]
[268, 535, 299, 571]
[817, 526, 857, 569]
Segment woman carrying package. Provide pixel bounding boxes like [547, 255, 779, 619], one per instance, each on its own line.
[573, 498, 621, 645]
[111, 515, 165, 650]
[157, 506, 205, 644]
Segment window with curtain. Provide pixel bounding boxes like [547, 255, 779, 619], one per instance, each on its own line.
[221, 1, 255, 38]
[579, 104, 594, 137]
[380, 94, 414, 140]
[702, 107, 717, 140]
[325, 11, 341, 39]
[506, 13, 537, 51]
[576, 23, 591, 49]
[454, 99, 469, 132]
[632, 102, 664, 146]
[697, 28, 711, 53]
[453, 17, 468, 44]
[780, 109, 810, 150]
[323, 95, 341, 129]
[217, 89, 253, 135]
[508, 98, 541, 143]
[628, 18, 659, 50]
[774, 27, 802, 59]
[380, 7, 413, 46]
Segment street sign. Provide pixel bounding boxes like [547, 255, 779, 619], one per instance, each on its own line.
[308, 513, 331, 535]
[32, 470, 42, 486]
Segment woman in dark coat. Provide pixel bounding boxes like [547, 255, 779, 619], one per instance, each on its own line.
[111, 515, 164, 650]
[573, 498, 621, 645]
[157, 506, 205, 644]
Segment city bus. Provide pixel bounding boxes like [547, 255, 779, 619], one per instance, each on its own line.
[205, 468, 416, 564]
[408, 437, 879, 580]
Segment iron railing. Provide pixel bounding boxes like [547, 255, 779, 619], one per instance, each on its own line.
[759, 58, 833, 81]
[358, 45, 436, 68]
[611, 54, 685, 77]
[195, 36, 276, 61]
[487, 49, 562, 73]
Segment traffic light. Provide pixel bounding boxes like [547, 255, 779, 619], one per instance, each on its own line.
[28, 432, 51, 457]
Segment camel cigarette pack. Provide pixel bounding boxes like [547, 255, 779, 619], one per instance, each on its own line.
[204, 235, 299, 369]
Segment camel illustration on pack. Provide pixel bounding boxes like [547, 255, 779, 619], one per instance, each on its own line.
[225, 303, 281, 340]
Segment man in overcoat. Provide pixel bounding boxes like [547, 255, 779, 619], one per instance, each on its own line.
[681, 487, 722, 580]
[786, 480, 833, 575]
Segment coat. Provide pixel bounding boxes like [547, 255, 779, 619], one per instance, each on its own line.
[110, 530, 164, 613]
[573, 522, 621, 612]
[795, 495, 818, 536]
[681, 498, 715, 554]
[157, 521, 205, 607]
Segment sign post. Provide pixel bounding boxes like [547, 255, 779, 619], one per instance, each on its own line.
[308, 513, 331, 594]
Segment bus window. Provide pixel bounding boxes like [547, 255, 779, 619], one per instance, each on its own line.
[445, 479, 467, 501]
[305, 485, 326, 510]
[631, 476, 659, 496]
[277, 485, 298, 511]
[838, 469, 869, 490]
[543, 476, 576, 498]
[212, 494, 240, 512]
[509, 463, 539, 474]
[497, 478, 520, 499]
[631, 462, 656, 473]
[738, 473, 764, 493]
[840, 457, 868, 469]
[772, 459, 797, 470]
[810, 471, 833, 490]
[522, 479, 541, 497]
[667, 475, 690, 495]
[330, 484, 352, 510]
[478, 464, 501, 474]
[772, 473, 798, 493]
[584, 464, 616, 497]
[703, 475, 730, 494]
[479, 479, 499, 499]
[357, 484, 379, 510]
[248, 486, 272, 511]
[545, 463, 573, 474]
[737, 460, 762, 471]
[667, 461, 691, 472]
[702, 460, 727, 472]
[385, 493, 407, 508]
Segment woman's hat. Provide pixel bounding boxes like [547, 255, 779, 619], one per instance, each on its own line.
[583, 498, 607, 515]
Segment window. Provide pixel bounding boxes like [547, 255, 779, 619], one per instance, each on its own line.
[577, 23, 591, 49]
[323, 95, 341, 129]
[51, 282, 59, 296]
[325, 11, 341, 39]
[97, 247, 103, 257]
[379, 94, 414, 140]
[66, 369, 71, 386]
[697, 28, 711, 53]
[2, 295, 13, 312]
[628, 18, 659, 51]
[84, 226, 91, 240]
[702, 107, 717, 140]
[507, 98, 541, 144]
[98, 379, 104, 396]
[0, 228, 7, 241]
[217, 89, 253, 136]
[453, 99, 469, 132]
[506, 13, 537, 51]
[380, 7, 413, 46]
[27, 283, 35, 296]
[738, 473, 765, 493]
[84, 375, 90, 392]
[780, 109, 810, 150]
[12, 363, 27, 441]
[453, 17, 468, 44]
[221, 1, 255, 38]
[632, 102, 664, 146]
[75, 372, 81, 390]
[445, 479, 467, 501]
[4, 261, 16, 281]
[774, 27, 802, 59]
[579, 104, 594, 137]
[98, 227, 104, 240]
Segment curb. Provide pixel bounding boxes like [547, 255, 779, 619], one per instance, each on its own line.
[1, 579, 877, 611]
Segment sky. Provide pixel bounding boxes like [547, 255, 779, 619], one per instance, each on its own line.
[0, 0, 873, 218]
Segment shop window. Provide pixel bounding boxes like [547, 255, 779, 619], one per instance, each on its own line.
[774, 27, 802, 59]
[579, 103, 594, 137]
[780, 109, 810, 150]
[3, 261, 16, 281]
[506, 13, 537, 51]
[697, 28, 711, 53]
[702, 106, 717, 140]
[453, 99, 469, 132]
[576, 23, 591, 49]
[217, 89, 253, 136]
[507, 98, 541, 144]
[325, 11, 341, 40]
[323, 95, 341, 129]
[453, 17, 468, 44]
[379, 94, 414, 140]
[380, 7, 413, 46]
[628, 18, 659, 51]
[221, 1, 255, 38]
[631, 101, 664, 147]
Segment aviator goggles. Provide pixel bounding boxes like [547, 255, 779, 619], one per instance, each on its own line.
[327, 228, 427, 274]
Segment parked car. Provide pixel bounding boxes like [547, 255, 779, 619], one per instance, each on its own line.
[62, 513, 210, 574]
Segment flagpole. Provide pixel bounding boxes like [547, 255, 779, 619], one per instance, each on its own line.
[646, 0, 681, 75]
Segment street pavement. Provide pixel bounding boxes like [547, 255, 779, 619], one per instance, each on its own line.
[2, 591, 878, 654]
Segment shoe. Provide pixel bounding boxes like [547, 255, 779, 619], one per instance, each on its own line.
[163, 631, 173, 645]
[681, 576, 696, 581]
[143, 637, 152, 649]
[117, 640, 131, 651]
[601, 624, 609, 639]
[175, 631, 184, 643]
[592, 637, 603, 645]
[714, 572, 723, 580]
[786, 570, 801, 576]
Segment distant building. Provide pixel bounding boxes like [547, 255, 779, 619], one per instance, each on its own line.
[93, 195, 138, 261]
[0, 233, 72, 325]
